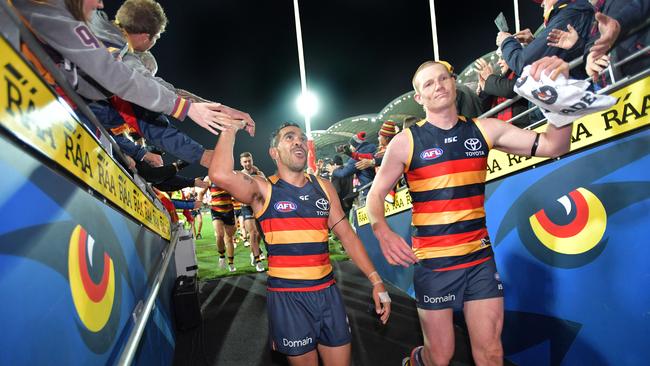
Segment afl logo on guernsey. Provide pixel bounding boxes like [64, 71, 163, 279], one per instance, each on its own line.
[420, 148, 444, 160]
[274, 201, 298, 212]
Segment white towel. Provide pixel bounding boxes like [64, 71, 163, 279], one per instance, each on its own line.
[514, 65, 616, 127]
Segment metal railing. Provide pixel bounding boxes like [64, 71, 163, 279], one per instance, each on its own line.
[478, 18, 650, 128]
[117, 224, 182, 366]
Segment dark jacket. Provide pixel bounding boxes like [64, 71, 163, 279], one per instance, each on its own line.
[479, 72, 530, 127]
[331, 169, 354, 216]
[588, 0, 650, 78]
[501, 0, 594, 77]
[331, 141, 376, 191]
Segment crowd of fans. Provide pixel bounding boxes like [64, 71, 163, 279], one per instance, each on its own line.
[313, 0, 649, 199]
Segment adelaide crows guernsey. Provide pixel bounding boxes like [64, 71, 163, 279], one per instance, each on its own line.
[404, 117, 494, 271]
[256, 174, 333, 291]
[209, 183, 233, 213]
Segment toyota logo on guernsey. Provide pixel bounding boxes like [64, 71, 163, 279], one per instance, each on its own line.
[420, 148, 444, 160]
[464, 138, 482, 151]
[274, 201, 297, 212]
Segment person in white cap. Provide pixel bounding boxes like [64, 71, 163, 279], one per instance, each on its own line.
[367, 56, 614, 366]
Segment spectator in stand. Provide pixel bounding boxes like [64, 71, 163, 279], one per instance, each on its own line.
[496, 0, 594, 77]
[332, 132, 377, 195]
[351, 121, 398, 170]
[328, 155, 354, 219]
[475, 56, 529, 127]
[547, 0, 650, 82]
[353, 121, 400, 203]
[88, 1, 219, 168]
[587, 0, 650, 75]
[12, 0, 254, 155]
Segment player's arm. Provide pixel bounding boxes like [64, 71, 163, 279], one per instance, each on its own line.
[321, 180, 391, 324]
[477, 118, 572, 158]
[208, 127, 267, 209]
[197, 176, 210, 201]
[367, 132, 418, 267]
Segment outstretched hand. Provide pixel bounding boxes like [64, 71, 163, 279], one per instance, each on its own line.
[215, 104, 256, 136]
[188, 102, 241, 135]
[547, 24, 578, 50]
[590, 12, 621, 60]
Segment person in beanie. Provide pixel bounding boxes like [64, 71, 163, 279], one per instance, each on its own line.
[331, 131, 377, 195]
[351, 120, 398, 166]
[352, 121, 399, 202]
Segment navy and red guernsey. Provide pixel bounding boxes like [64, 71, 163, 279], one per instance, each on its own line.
[404, 116, 494, 271]
[256, 174, 333, 292]
[209, 183, 233, 213]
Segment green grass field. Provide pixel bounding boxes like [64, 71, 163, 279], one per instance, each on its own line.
[188, 212, 350, 281]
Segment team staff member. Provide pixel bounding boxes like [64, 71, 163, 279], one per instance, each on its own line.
[209, 122, 391, 366]
[368, 57, 574, 366]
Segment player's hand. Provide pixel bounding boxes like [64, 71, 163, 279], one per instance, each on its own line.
[496, 31, 512, 47]
[143, 152, 163, 167]
[215, 104, 256, 137]
[514, 28, 535, 45]
[590, 12, 620, 60]
[371, 282, 391, 324]
[376, 228, 418, 267]
[529, 56, 569, 81]
[188, 102, 239, 135]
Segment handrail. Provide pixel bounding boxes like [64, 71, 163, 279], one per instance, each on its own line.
[116, 223, 182, 366]
[478, 19, 650, 126]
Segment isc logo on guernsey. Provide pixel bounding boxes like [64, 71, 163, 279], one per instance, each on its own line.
[420, 148, 444, 160]
[274, 201, 297, 212]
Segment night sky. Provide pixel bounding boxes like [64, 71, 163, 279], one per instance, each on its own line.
[102, 0, 544, 176]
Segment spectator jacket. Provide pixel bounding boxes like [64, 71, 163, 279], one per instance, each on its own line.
[500, 0, 594, 77]
[12, 0, 191, 120]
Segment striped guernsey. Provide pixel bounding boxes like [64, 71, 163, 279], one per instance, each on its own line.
[404, 117, 494, 271]
[256, 174, 333, 291]
[209, 183, 233, 213]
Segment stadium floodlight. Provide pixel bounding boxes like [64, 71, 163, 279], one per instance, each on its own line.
[296, 91, 319, 119]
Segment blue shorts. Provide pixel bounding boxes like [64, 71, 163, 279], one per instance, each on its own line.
[191, 209, 201, 217]
[241, 205, 254, 220]
[414, 257, 503, 310]
[233, 209, 241, 218]
[267, 284, 351, 356]
[210, 209, 235, 226]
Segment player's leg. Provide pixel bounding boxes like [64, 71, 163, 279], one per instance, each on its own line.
[463, 258, 504, 366]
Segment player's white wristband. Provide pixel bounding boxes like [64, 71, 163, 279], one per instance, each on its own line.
[378, 291, 391, 303]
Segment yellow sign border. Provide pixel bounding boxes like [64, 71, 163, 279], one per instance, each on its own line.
[356, 75, 650, 226]
[0, 37, 170, 239]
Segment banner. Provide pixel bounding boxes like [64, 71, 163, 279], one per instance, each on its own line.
[0, 37, 170, 239]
